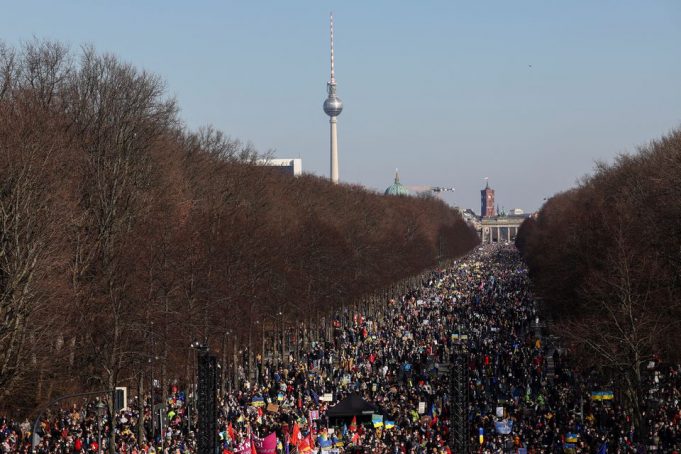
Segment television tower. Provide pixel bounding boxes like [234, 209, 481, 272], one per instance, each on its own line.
[323, 12, 343, 183]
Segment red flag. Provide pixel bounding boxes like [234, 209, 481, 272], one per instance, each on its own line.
[298, 436, 312, 453]
[350, 416, 357, 432]
[228, 422, 235, 441]
[291, 422, 301, 447]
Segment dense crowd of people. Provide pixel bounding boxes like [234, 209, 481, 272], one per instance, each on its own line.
[1, 245, 679, 453]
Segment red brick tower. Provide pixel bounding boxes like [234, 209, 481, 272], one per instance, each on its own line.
[481, 180, 495, 218]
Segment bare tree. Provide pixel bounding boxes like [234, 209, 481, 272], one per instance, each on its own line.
[517, 126, 681, 440]
[0, 40, 480, 416]
[0, 95, 69, 406]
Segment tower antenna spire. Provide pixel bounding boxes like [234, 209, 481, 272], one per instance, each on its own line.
[330, 12, 335, 85]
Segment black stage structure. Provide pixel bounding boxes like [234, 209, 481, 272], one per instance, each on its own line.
[197, 348, 219, 454]
[449, 343, 469, 453]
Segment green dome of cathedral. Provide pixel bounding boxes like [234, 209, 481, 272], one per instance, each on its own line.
[384, 171, 411, 196]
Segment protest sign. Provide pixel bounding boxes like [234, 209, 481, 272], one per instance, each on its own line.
[494, 419, 513, 435]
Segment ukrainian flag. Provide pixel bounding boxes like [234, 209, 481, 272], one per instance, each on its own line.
[566, 433, 579, 443]
[372, 414, 384, 428]
[591, 391, 614, 401]
[384, 421, 395, 430]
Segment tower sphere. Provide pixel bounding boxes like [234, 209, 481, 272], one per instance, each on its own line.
[323, 95, 343, 117]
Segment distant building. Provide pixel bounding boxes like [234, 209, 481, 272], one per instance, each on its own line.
[459, 208, 480, 229]
[258, 158, 302, 177]
[476, 183, 530, 243]
[480, 181, 495, 217]
[384, 171, 411, 196]
[462, 208, 478, 220]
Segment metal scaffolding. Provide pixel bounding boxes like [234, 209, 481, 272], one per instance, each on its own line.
[449, 345, 469, 453]
[197, 352, 219, 454]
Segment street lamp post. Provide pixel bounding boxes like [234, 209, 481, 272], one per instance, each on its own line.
[248, 321, 253, 382]
[216, 362, 223, 400]
[221, 329, 231, 393]
[254, 320, 258, 385]
[278, 311, 285, 365]
[96, 401, 107, 454]
[148, 355, 159, 447]
[294, 320, 300, 361]
[149, 357, 154, 445]
[233, 338, 239, 391]
[146, 321, 162, 450]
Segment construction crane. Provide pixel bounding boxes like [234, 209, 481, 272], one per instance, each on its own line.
[407, 185, 455, 195]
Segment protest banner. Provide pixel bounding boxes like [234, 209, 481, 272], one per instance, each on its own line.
[252, 432, 277, 454]
[235, 439, 252, 454]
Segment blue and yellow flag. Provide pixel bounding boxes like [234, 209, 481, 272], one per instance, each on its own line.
[591, 391, 614, 401]
[384, 420, 395, 430]
[372, 414, 384, 428]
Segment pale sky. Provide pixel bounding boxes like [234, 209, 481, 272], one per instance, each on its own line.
[2, 1, 680, 212]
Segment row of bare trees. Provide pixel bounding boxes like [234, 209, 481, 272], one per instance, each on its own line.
[516, 127, 681, 438]
[0, 41, 479, 414]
